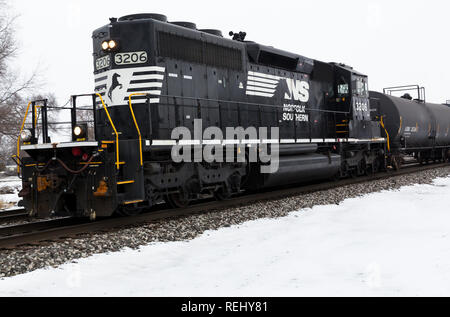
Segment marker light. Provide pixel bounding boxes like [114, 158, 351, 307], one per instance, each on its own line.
[82, 153, 89, 161]
[72, 147, 82, 157]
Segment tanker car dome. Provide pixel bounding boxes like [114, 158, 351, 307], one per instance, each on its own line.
[401, 93, 413, 100]
[170, 21, 197, 30]
[199, 29, 223, 37]
[118, 13, 168, 22]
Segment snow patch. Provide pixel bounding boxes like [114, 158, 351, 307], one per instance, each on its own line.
[0, 177, 450, 296]
[0, 175, 21, 210]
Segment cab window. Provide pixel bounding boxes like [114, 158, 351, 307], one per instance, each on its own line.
[338, 84, 349, 95]
[352, 76, 369, 97]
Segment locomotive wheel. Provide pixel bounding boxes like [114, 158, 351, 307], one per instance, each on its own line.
[166, 191, 190, 209]
[118, 205, 144, 217]
[372, 159, 380, 174]
[214, 173, 241, 201]
[214, 185, 231, 201]
[360, 159, 369, 176]
[331, 171, 341, 182]
[349, 167, 358, 178]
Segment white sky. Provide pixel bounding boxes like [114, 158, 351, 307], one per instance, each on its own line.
[8, 0, 450, 105]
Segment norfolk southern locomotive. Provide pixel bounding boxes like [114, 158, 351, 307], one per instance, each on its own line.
[14, 14, 450, 219]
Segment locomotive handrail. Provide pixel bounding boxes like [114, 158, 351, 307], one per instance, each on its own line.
[16, 101, 32, 174]
[157, 93, 351, 115]
[154, 93, 350, 140]
[127, 93, 146, 167]
[34, 105, 42, 129]
[95, 93, 121, 170]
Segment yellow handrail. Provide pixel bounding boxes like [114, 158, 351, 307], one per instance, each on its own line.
[96, 94, 121, 170]
[380, 116, 391, 153]
[128, 93, 146, 167]
[34, 105, 42, 128]
[16, 101, 32, 174]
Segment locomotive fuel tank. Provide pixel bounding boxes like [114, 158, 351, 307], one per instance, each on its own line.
[260, 153, 341, 188]
[369, 91, 450, 150]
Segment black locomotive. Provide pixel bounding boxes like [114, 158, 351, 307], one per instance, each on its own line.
[14, 14, 449, 219]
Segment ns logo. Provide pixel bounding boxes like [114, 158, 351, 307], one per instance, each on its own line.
[283, 79, 310, 103]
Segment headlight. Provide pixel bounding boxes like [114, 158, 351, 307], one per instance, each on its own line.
[101, 41, 109, 50]
[74, 126, 84, 137]
[73, 124, 88, 141]
[108, 40, 117, 49]
[20, 130, 32, 142]
[101, 40, 118, 51]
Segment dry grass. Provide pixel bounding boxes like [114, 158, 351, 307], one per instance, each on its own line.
[0, 199, 15, 210]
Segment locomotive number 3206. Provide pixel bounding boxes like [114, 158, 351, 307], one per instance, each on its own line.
[115, 51, 148, 65]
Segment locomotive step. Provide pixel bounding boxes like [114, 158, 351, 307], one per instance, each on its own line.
[123, 199, 144, 205]
[117, 180, 135, 185]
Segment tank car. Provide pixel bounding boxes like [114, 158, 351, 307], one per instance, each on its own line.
[370, 87, 450, 167]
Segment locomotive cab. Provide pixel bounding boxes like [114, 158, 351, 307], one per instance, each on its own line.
[332, 63, 380, 140]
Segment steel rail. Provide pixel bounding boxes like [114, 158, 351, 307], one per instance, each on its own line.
[0, 162, 448, 250]
[0, 217, 85, 237]
[0, 208, 28, 222]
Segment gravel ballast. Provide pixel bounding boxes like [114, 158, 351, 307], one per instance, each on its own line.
[1, 166, 450, 278]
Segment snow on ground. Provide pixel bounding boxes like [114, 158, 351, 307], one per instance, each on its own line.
[1, 177, 450, 297]
[0, 174, 22, 210]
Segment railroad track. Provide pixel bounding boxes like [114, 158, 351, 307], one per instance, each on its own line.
[0, 208, 28, 222]
[0, 162, 448, 250]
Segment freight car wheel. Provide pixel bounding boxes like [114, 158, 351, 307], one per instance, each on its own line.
[392, 156, 401, 171]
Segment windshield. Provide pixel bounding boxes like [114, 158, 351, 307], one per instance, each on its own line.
[352, 76, 369, 97]
[337, 83, 349, 96]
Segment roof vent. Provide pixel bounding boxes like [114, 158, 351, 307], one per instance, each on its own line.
[200, 29, 223, 37]
[118, 14, 168, 22]
[171, 22, 197, 30]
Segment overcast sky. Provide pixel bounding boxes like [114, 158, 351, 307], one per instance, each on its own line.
[8, 0, 450, 105]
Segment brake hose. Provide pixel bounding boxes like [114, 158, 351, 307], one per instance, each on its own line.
[56, 155, 95, 175]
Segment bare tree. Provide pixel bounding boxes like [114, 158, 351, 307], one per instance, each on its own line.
[0, 1, 36, 104]
[0, 1, 49, 169]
